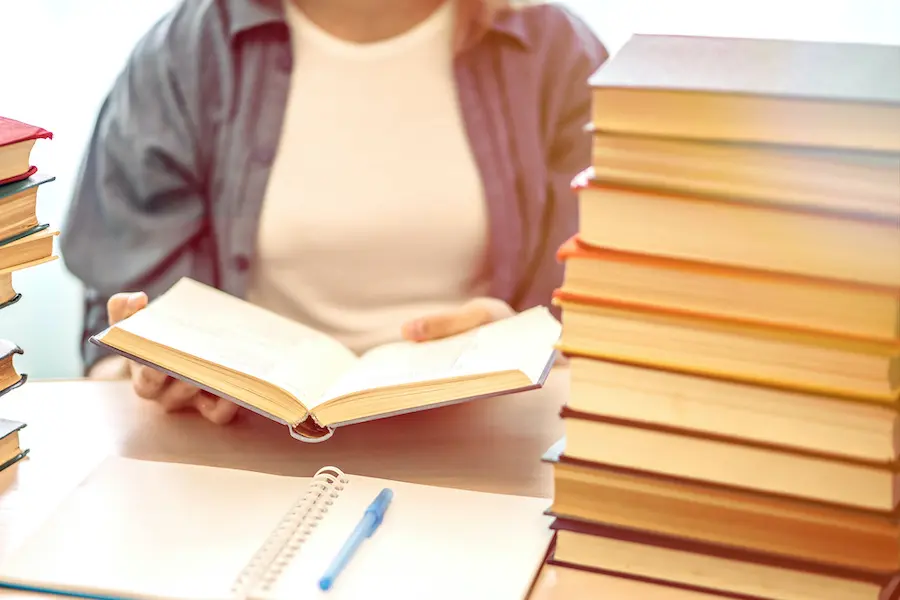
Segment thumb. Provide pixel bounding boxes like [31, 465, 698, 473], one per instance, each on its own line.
[402, 299, 504, 342]
[107, 291, 148, 325]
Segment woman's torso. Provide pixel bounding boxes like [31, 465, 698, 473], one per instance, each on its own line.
[245, 0, 493, 353]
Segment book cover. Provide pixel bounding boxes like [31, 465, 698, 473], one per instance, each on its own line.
[0, 117, 53, 186]
[0, 419, 28, 473]
[549, 517, 894, 584]
[589, 34, 900, 106]
[0, 173, 54, 202]
[586, 35, 900, 151]
[0, 340, 26, 398]
[0, 293, 21, 310]
[0, 174, 54, 247]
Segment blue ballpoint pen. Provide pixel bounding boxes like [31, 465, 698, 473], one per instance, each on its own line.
[318, 488, 394, 591]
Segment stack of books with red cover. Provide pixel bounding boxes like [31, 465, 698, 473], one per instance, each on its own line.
[544, 34, 900, 600]
[0, 115, 57, 473]
[0, 116, 57, 309]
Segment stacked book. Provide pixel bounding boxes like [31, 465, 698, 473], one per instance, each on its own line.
[0, 115, 57, 473]
[544, 34, 900, 600]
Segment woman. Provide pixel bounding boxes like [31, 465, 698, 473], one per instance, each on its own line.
[61, 0, 607, 424]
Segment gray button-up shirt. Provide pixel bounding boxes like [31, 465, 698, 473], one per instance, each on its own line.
[60, 0, 608, 372]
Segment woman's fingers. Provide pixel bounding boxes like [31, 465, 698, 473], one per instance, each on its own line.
[107, 291, 148, 325]
[108, 289, 237, 426]
[157, 379, 203, 412]
[131, 364, 169, 399]
[401, 297, 515, 342]
[194, 394, 240, 425]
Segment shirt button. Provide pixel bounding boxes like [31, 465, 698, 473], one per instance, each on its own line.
[232, 254, 251, 272]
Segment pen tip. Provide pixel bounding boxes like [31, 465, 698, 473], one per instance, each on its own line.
[319, 578, 332, 591]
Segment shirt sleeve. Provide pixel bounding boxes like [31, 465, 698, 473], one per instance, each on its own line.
[60, 5, 213, 374]
[514, 7, 609, 315]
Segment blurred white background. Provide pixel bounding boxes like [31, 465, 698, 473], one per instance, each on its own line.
[0, 0, 897, 378]
[567, 0, 900, 53]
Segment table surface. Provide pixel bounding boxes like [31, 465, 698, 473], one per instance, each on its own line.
[0, 370, 572, 599]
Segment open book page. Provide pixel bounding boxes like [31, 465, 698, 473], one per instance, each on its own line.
[263, 474, 553, 600]
[309, 307, 561, 409]
[0, 457, 307, 600]
[0, 457, 553, 600]
[114, 278, 358, 407]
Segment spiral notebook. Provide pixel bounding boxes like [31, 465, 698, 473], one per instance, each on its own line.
[0, 457, 553, 600]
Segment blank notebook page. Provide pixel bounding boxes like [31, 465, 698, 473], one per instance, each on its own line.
[0, 457, 553, 600]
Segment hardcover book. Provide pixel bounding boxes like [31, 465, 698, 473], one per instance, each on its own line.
[0, 256, 58, 309]
[91, 278, 561, 442]
[0, 229, 58, 272]
[573, 173, 900, 289]
[553, 288, 900, 404]
[557, 235, 900, 342]
[549, 517, 898, 600]
[588, 34, 900, 152]
[0, 419, 28, 473]
[0, 174, 54, 247]
[542, 438, 900, 574]
[0, 340, 25, 398]
[0, 117, 52, 186]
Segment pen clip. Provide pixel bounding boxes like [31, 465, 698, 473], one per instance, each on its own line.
[365, 488, 393, 532]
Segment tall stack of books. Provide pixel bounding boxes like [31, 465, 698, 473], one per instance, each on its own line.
[0, 116, 57, 473]
[544, 34, 900, 600]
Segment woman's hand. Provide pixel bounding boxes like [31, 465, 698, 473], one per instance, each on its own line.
[400, 297, 516, 342]
[93, 291, 240, 425]
[401, 297, 568, 366]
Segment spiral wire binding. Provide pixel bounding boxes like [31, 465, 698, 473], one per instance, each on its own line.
[230, 466, 349, 600]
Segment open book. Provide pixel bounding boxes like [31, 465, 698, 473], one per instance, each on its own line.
[0, 456, 554, 600]
[91, 278, 561, 441]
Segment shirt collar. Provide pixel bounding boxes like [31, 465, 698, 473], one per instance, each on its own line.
[484, 7, 530, 49]
[226, 0, 285, 37]
[225, 0, 531, 49]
